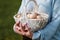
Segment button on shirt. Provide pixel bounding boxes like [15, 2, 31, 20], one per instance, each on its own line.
[18, 0, 60, 40]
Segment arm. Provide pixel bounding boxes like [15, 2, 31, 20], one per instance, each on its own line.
[32, 0, 60, 40]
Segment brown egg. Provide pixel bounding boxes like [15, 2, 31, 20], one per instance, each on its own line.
[37, 15, 40, 19]
[37, 15, 43, 20]
[16, 14, 21, 18]
[27, 13, 35, 19]
[30, 14, 35, 19]
[27, 12, 39, 19]
[27, 14, 31, 19]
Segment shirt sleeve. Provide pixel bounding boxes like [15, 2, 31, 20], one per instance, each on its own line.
[32, 0, 60, 40]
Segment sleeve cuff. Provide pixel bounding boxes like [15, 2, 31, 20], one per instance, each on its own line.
[32, 31, 41, 40]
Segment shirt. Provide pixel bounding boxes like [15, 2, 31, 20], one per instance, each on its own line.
[18, 0, 60, 40]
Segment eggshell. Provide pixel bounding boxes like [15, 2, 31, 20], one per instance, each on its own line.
[37, 15, 40, 19]
[27, 14, 31, 19]
[16, 14, 21, 18]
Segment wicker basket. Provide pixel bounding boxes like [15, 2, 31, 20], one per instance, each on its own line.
[13, 0, 49, 32]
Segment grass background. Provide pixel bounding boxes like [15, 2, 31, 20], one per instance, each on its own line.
[0, 0, 23, 40]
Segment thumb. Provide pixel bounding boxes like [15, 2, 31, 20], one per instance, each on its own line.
[16, 21, 20, 26]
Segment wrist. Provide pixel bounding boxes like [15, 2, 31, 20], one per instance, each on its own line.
[29, 33, 33, 39]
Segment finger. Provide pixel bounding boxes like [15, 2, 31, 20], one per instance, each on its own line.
[22, 23, 30, 32]
[13, 24, 17, 31]
[25, 31, 31, 37]
[16, 21, 20, 26]
[22, 23, 25, 27]
[19, 22, 26, 33]
[15, 28, 24, 35]
[13, 24, 19, 32]
[24, 23, 28, 31]
[13, 24, 20, 31]
[25, 23, 31, 31]
[13, 23, 26, 35]
[13, 23, 23, 32]
[19, 22, 22, 27]
[17, 28, 25, 35]
[21, 23, 26, 30]
[13, 22, 20, 31]
[25, 29, 33, 37]
[17, 23, 28, 32]
[14, 25, 25, 35]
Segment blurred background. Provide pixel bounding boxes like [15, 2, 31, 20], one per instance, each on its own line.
[0, 0, 23, 40]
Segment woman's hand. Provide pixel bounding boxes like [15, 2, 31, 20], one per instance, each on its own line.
[13, 21, 33, 39]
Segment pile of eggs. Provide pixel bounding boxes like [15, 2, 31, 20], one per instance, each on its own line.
[27, 12, 41, 19]
[15, 12, 42, 19]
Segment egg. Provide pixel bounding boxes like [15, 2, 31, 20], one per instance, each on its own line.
[27, 12, 40, 19]
[30, 14, 35, 19]
[37, 15, 44, 21]
[27, 14, 31, 19]
[16, 14, 21, 18]
[37, 15, 40, 19]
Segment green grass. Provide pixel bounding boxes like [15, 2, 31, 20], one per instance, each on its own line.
[0, 0, 23, 40]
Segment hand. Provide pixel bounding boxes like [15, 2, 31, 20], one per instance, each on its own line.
[13, 21, 33, 39]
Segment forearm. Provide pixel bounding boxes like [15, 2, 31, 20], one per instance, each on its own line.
[32, 17, 60, 40]
[32, 0, 60, 40]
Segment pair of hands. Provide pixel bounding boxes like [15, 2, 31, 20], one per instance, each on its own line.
[13, 21, 33, 39]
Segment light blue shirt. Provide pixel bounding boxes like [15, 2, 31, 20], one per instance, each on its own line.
[18, 0, 60, 40]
